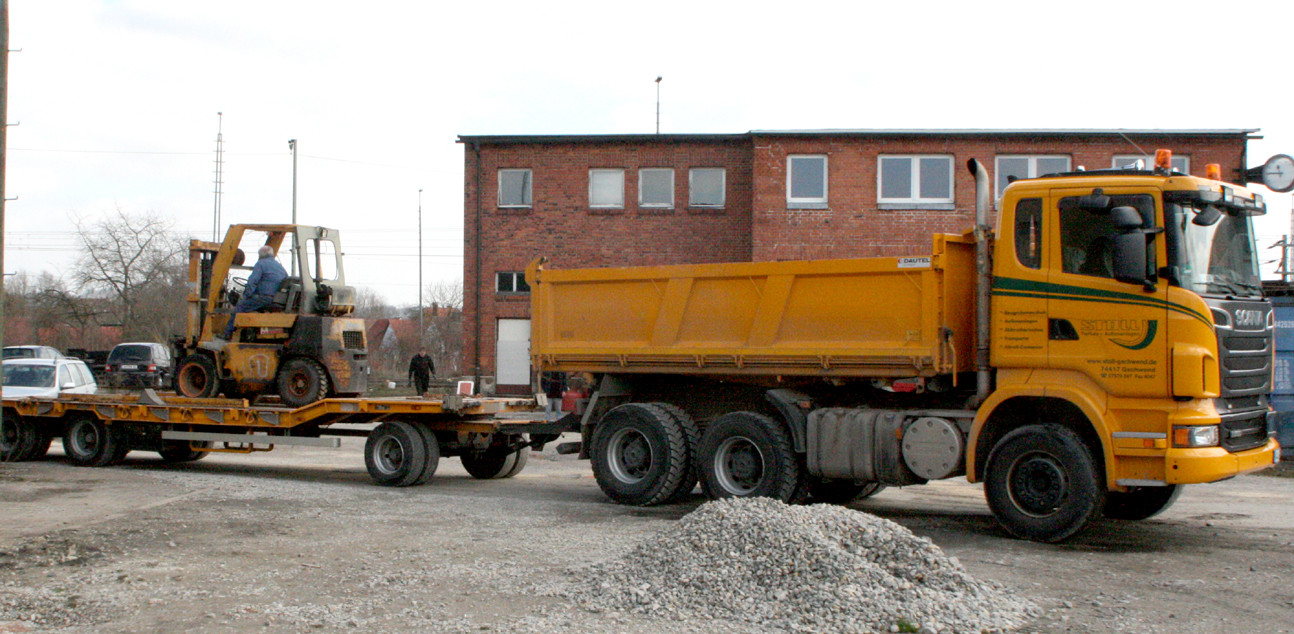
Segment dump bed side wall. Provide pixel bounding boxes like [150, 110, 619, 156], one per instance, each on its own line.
[531, 233, 975, 378]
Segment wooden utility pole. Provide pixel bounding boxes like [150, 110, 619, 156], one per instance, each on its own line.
[1, 0, 10, 457]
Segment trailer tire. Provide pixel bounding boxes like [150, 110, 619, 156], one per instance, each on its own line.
[647, 402, 700, 502]
[278, 358, 330, 408]
[590, 403, 690, 506]
[364, 421, 428, 487]
[159, 440, 211, 463]
[1, 414, 39, 461]
[410, 423, 440, 485]
[63, 417, 128, 467]
[698, 411, 806, 503]
[176, 354, 221, 399]
[1103, 484, 1183, 521]
[809, 480, 886, 504]
[462, 446, 529, 479]
[984, 424, 1105, 542]
[25, 425, 54, 461]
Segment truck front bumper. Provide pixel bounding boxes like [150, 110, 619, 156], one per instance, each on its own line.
[1165, 438, 1280, 484]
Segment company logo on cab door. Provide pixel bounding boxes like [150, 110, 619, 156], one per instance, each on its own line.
[1080, 319, 1159, 350]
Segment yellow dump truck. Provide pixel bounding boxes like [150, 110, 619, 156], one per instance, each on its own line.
[529, 152, 1281, 541]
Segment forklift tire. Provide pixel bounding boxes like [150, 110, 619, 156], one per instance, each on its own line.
[364, 421, 428, 487]
[278, 358, 330, 408]
[176, 354, 221, 399]
[63, 417, 128, 467]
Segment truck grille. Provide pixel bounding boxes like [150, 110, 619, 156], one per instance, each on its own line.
[1219, 409, 1269, 452]
[1217, 333, 1271, 397]
[342, 330, 366, 350]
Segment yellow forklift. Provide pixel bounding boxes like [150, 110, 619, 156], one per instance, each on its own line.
[173, 224, 369, 406]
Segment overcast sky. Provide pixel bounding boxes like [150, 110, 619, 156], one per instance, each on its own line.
[7, 0, 1294, 306]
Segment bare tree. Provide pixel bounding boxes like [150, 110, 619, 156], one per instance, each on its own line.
[422, 280, 463, 377]
[351, 286, 394, 320]
[73, 208, 186, 341]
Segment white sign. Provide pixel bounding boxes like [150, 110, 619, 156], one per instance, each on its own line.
[897, 257, 931, 269]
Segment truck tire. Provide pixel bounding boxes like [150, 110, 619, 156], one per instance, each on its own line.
[410, 423, 441, 485]
[590, 403, 690, 506]
[63, 417, 129, 467]
[984, 424, 1105, 542]
[647, 402, 700, 502]
[1103, 484, 1183, 521]
[176, 354, 221, 399]
[697, 411, 807, 504]
[278, 358, 330, 407]
[158, 440, 212, 463]
[808, 480, 886, 504]
[1, 414, 38, 461]
[462, 446, 530, 479]
[364, 421, 428, 487]
[25, 425, 54, 461]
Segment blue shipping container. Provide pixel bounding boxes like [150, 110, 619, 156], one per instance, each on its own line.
[1270, 297, 1294, 458]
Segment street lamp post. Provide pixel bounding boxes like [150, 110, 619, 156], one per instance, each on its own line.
[288, 138, 298, 276]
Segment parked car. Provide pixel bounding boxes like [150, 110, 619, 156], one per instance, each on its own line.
[3, 345, 65, 360]
[104, 342, 173, 388]
[2, 357, 98, 398]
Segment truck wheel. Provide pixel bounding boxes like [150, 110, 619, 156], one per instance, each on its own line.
[364, 421, 428, 487]
[462, 447, 529, 479]
[647, 402, 700, 501]
[25, 425, 54, 461]
[1103, 485, 1183, 520]
[176, 354, 221, 399]
[808, 480, 886, 504]
[590, 403, 690, 506]
[697, 411, 807, 503]
[63, 417, 128, 467]
[984, 424, 1105, 542]
[278, 358, 330, 407]
[410, 423, 441, 485]
[159, 440, 211, 463]
[1, 414, 37, 461]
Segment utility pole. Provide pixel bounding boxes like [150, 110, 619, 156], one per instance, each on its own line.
[212, 112, 224, 241]
[1, 0, 10, 458]
[418, 189, 424, 346]
[288, 139, 297, 276]
[655, 76, 662, 134]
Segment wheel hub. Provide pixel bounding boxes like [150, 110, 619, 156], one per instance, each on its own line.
[715, 436, 764, 495]
[607, 428, 652, 484]
[1009, 453, 1068, 516]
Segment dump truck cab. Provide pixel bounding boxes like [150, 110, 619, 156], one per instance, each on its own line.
[174, 224, 369, 406]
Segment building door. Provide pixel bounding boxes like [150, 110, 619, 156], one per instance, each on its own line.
[495, 318, 531, 395]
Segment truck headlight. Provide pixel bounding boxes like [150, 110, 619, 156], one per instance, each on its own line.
[1173, 425, 1220, 448]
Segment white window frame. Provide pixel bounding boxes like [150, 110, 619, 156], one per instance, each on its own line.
[995, 155, 1072, 199]
[638, 168, 675, 209]
[878, 155, 955, 205]
[787, 154, 828, 206]
[688, 167, 726, 208]
[497, 168, 533, 208]
[495, 271, 530, 294]
[1112, 154, 1190, 174]
[588, 168, 625, 209]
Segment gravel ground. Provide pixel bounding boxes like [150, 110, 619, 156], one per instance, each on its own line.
[2, 439, 1293, 633]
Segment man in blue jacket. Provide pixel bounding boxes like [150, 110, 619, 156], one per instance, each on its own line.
[221, 245, 288, 340]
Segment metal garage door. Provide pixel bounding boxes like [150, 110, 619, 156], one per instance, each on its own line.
[495, 318, 531, 395]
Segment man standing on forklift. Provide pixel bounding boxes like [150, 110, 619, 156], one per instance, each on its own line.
[220, 245, 288, 340]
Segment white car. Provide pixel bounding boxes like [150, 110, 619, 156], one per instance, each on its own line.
[2, 357, 98, 398]
[3, 345, 65, 360]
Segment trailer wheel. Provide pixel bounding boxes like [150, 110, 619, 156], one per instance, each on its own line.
[462, 447, 529, 479]
[984, 424, 1105, 542]
[364, 421, 428, 487]
[808, 480, 886, 504]
[63, 417, 128, 467]
[697, 411, 807, 503]
[159, 440, 211, 463]
[1, 414, 39, 461]
[590, 403, 690, 506]
[410, 423, 440, 485]
[1103, 484, 1183, 521]
[176, 354, 221, 399]
[278, 358, 330, 407]
[647, 402, 700, 502]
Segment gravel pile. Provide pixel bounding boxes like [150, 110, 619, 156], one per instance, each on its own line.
[566, 498, 1036, 634]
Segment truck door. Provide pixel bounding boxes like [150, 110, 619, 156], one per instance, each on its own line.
[991, 195, 1051, 370]
[1047, 188, 1169, 398]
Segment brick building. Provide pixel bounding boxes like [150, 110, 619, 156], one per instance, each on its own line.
[459, 129, 1256, 394]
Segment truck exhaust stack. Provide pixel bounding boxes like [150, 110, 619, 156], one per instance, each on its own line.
[967, 159, 992, 407]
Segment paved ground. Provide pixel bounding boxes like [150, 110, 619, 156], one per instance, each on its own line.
[2, 438, 1292, 633]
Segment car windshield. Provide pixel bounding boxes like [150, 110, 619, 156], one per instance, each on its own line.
[1175, 205, 1262, 298]
[3, 365, 55, 388]
[108, 345, 152, 363]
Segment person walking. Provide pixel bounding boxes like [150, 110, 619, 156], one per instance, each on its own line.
[221, 245, 288, 340]
[408, 348, 434, 397]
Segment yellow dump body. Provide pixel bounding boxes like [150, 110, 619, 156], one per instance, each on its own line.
[530, 232, 976, 379]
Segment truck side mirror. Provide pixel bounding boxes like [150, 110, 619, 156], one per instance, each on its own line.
[1112, 233, 1147, 286]
[1110, 206, 1143, 230]
[1192, 205, 1222, 227]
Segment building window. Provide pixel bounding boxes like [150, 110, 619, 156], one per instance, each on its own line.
[495, 272, 530, 294]
[639, 168, 674, 209]
[995, 155, 1071, 198]
[1112, 154, 1190, 174]
[497, 169, 532, 208]
[689, 167, 726, 208]
[589, 169, 625, 208]
[787, 155, 828, 206]
[879, 155, 954, 205]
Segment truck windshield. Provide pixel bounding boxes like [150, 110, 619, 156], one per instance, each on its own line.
[1175, 205, 1262, 298]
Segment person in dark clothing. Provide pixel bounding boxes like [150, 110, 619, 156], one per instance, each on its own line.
[408, 348, 434, 396]
[221, 245, 288, 339]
